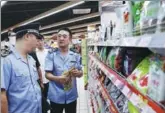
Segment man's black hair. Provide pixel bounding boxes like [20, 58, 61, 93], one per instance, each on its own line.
[57, 27, 72, 38]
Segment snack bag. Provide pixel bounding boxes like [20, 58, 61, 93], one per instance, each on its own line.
[62, 67, 75, 91]
[148, 55, 165, 102]
[128, 55, 151, 94]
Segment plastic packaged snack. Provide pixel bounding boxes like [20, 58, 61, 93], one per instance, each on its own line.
[123, 48, 150, 77]
[128, 55, 151, 94]
[132, 1, 144, 36]
[62, 67, 75, 91]
[140, 1, 160, 34]
[157, 1, 165, 32]
[148, 55, 165, 103]
[106, 47, 125, 72]
[128, 101, 140, 113]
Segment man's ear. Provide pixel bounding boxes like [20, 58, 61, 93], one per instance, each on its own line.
[23, 34, 30, 41]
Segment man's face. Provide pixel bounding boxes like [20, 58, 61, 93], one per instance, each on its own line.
[25, 34, 39, 52]
[37, 39, 44, 49]
[57, 30, 71, 48]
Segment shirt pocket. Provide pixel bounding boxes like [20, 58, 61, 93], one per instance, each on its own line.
[67, 60, 77, 69]
[15, 69, 31, 89]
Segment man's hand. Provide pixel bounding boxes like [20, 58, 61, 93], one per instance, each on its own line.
[70, 68, 83, 78]
[57, 76, 70, 84]
[40, 83, 44, 90]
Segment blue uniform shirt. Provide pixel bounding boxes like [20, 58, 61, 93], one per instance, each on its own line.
[45, 49, 82, 104]
[1, 46, 42, 113]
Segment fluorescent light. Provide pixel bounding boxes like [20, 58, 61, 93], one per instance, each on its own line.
[73, 8, 91, 14]
[1, 1, 85, 34]
[22, 1, 85, 25]
[41, 21, 100, 35]
[1, 1, 7, 7]
[40, 12, 99, 30]
[72, 28, 87, 33]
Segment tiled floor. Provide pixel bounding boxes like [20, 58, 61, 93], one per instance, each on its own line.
[77, 77, 89, 113]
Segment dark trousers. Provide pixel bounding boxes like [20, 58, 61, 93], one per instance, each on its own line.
[43, 83, 49, 98]
[42, 83, 50, 113]
[50, 100, 77, 113]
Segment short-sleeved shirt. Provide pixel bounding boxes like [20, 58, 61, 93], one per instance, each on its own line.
[1, 46, 42, 113]
[45, 49, 82, 104]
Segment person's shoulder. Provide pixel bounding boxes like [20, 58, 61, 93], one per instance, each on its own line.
[1, 45, 12, 58]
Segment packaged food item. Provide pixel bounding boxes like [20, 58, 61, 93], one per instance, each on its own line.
[106, 47, 125, 72]
[102, 47, 107, 63]
[114, 2, 133, 37]
[123, 48, 151, 77]
[115, 94, 127, 112]
[99, 47, 104, 60]
[157, 1, 165, 32]
[148, 55, 165, 103]
[128, 101, 140, 113]
[109, 85, 122, 101]
[122, 100, 129, 113]
[140, 1, 160, 34]
[104, 77, 111, 88]
[62, 67, 75, 91]
[128, 55, 151, 94]
[132, 1, 144, 36]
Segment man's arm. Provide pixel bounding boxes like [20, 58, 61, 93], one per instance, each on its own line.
[1, 58, 11, 113]
[37, 67, 44, 88]
[1, 89, 8, 113]
[45, 72, 69, 84]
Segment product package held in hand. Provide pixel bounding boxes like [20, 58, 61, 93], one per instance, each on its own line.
[62, 67, 75, 91]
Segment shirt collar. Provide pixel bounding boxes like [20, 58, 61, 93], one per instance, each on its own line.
[11, 45, 31, 60]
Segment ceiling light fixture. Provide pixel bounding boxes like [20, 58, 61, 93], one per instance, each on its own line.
[73, 8, 91, 14]
[40, 12, 99, 30]
[1, 1, 7, 7]
[41, 21, 100, 35]
[22, 1, 85, 26]
[1, 1, 85, 34]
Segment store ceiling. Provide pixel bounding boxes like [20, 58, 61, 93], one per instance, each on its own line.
[1, 1, 100, 36]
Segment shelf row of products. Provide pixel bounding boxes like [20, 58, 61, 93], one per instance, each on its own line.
[88, 1, 165, 46]
[87, 46, 165, 113]
[88, 58, 145, 113]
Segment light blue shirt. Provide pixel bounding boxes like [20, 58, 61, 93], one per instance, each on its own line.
[45, 49, 82, 104]
[1, 46, 42, 113]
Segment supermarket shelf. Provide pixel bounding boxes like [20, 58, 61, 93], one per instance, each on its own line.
[97, 78, 119, 113]
[87, 32, 165, 48]
[89, 54, 165, 113]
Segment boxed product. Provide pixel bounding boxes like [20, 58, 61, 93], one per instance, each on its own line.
[148, 55, 165, 103]
[128, 55, 151, 95]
